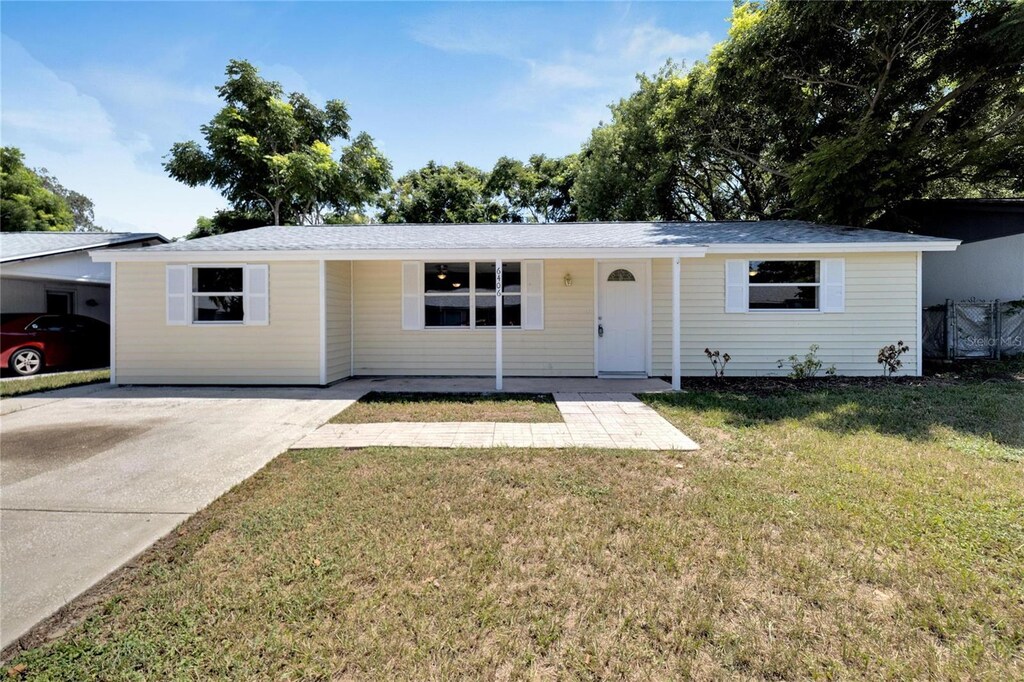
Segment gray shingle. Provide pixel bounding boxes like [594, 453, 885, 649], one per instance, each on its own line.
[125, 220, 954, 254]
[1, 232, 167, 262]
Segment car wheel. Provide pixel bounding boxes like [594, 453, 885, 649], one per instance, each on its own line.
[10, 348, 44, 376]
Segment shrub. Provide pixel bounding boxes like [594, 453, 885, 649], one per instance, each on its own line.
[778, 344, 836, 379]
[703, 348, 731, 378]
[878, 340, 910, 376]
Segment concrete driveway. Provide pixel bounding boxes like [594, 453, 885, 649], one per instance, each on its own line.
[0, 383, 361, 650]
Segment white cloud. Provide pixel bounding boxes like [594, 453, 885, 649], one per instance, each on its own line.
[1, 36, 224, 238]
[411, 13, 715, 148]
[74, 66, 219, 111]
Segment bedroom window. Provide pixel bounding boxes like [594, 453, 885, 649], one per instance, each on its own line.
[166, 264, 268, 326]
[192, 267, 245, 322]
[747, 260, 819, 310]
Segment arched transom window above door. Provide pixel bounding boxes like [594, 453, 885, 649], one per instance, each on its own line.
[606, 268, 636, 282]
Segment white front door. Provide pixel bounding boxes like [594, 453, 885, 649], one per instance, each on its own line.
[597, 262, 647, 375]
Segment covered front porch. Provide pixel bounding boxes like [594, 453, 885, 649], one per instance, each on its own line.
[324, 255, 694, 391]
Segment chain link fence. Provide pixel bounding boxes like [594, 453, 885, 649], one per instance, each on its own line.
[922, 300, 1024, 360]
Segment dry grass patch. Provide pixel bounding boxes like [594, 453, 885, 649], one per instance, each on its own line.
[8, 378, 1024, 679]
[330, 391, 561, 423]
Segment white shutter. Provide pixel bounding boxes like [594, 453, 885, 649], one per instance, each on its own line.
[725, 260, 748, 313]
[245, 264, 270, 325]
[522, 260, 544, 330]
[820, 259, 845, 312]
[166, 265, 188, 325]
[401, 261, 424, 330]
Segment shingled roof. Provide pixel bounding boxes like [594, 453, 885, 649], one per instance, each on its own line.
[105, 221, 956, 258]
[1, 231, 167, 263]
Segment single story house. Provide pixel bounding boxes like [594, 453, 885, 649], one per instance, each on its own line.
[1, 231, 168, 323]
[91, 221, 958, 388]
[872, 198, 1023, 306]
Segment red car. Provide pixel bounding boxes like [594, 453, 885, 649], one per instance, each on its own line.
[1, 313, 110, 376]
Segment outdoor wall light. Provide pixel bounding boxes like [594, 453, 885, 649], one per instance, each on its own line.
[563, 273, 573, 287]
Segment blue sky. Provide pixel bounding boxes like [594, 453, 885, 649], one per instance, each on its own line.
[2, 1, 732, 237]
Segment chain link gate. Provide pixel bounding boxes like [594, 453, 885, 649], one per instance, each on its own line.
[923, 300, 1024, 360]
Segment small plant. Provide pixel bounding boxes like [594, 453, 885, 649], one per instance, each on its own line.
[878, 340, 910, 376]
[704, 348, 731, 378]
[778, 344, 836, 379]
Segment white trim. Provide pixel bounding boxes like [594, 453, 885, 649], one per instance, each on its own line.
[705, 242, 959, 254]
[592, 260, 599, 377]
[646, 259, 653, 377]
[92, 246, 710, 262]
[495, 258, 503, 391]
[319, 259, 326, 385]
[90, 240, 960, 263]
[916, 251, 923, 376]
[672, 256, 681, 390]
[186, 264, 247, 326]
[350, 261, 355, 379]
[109, 263, 116, 385]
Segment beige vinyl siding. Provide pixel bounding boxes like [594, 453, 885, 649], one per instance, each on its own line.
[352, 259, 595, 376]
[114, 261, 320, 384]
[652, 253, 920, 376]
[324, 260, 352, 383]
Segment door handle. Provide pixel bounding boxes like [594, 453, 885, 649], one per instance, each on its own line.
[598, 324, 604, 338]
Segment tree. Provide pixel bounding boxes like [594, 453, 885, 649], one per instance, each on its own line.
[575, 1, 1024, 225]
[379, 161, 506, 223]
[35, 168, 103, 231]
[186, 209, 270, 240]
[1, 147, 75, 232]
[486, 154, 579, 222]
[165, 60, 392, 226]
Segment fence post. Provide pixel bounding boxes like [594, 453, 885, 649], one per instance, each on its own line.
[945, 299, 954, 360]
[994, 300, 1002, 360]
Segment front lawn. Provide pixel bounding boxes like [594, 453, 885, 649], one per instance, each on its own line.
[330, 391, 562, 423]
[7, 377, 1023, 679]
[0, 369, 109, 399]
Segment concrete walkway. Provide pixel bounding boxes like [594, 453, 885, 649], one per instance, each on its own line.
[0, 383, 359, 651]
[292, 392, 698, 450]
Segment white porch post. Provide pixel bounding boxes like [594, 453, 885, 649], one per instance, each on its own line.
[672, 255, 681, 390]
[495, 258, 503, 390]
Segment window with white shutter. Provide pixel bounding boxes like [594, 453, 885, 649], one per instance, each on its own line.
[166, 264, 269, 325]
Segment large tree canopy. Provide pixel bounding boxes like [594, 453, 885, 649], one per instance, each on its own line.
[574, 0, 1024, 225]
[165, 60, 392, 227]
[380, 156, 579, 224]
[1, 147, 75, 232]
[380, 161, 503, 224]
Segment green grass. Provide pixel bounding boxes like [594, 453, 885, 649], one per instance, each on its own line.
[330, 391, 562, 423]
[0, 369, 109, 399]
[8, 377, 1024, 679]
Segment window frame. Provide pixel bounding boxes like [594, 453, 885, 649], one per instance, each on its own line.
[746, 259, 821, 313]
[189, 264, 246, 326]
[422, 260, 523, 330]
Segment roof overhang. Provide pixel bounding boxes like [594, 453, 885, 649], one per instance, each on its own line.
[90, 240, 959, 263]
[91, 246, 710, 262]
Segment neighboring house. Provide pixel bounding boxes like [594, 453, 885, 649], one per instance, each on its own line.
[1, 232, 168, 323]
[91, 221, 957, 387]
[873, 199, 1024, 306]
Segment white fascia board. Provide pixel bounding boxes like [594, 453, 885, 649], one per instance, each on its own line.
[705, 241, 961, 254]
[91, 246, 710, 263]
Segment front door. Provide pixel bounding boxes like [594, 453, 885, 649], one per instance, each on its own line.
[597, 262, 647, 375]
